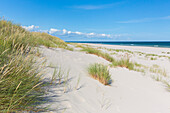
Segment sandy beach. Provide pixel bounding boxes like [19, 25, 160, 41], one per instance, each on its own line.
[39, 44, 170, 113]
[2, 1, 170, 112]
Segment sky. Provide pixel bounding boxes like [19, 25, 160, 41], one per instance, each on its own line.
[0, 0, 170, 41]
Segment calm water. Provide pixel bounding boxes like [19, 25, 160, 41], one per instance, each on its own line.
[67, 41, 170, 48]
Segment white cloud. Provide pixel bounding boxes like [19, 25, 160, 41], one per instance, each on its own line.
[49, 28, 60, 34]
[117, 16, 170, 23]
[73, 31, 82, 35]
[99, 34, 111, 37]
[22, 25, 130, 40]
[87, 33, 95, 36]
[22, 25, 39, 31]
[63, 29, 67, 34]
[67, 31, 72, 34]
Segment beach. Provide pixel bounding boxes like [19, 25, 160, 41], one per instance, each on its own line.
[40, 43, 170, 113]
[1, 1, 170, 112]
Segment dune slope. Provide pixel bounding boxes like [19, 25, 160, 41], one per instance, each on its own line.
[40, 46, 170, 113]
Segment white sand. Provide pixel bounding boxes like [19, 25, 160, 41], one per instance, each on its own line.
[39, 44, 170, 113]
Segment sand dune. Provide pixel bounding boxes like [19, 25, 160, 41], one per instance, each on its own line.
[40, 44, 170, 113]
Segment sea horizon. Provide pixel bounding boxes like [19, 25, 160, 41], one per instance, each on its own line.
[66, 40, 170, 48]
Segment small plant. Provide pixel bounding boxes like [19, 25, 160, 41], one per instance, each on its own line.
[57, 67, 64, 84]
[88, 63, 111, 85]
[150, 57, 157, 60]
[63, 70, 70, 93]
[75, 75, 81, 90]
[66, 47, 74, 51]
[51, 66, 65, 85]
[51, 67, 57, 84]
[111, 57, 134, 70]
[164, 81, 170, 91]
[152, 75, 162, 82]
[134, 68, 145, 73]
[134, 62, 142, 67]
[149, 67, 167, 77]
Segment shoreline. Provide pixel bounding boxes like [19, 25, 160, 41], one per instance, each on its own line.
[79, 43, 170, 55]
[79, 42, 170, 49]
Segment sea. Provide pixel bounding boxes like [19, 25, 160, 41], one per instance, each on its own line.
[67, 41, 170, 48]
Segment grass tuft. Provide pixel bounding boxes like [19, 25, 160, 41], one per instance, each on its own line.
[88, 63, 111, 85]
[111, 58, 135, 70]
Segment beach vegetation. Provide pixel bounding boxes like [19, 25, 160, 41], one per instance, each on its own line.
[149, 66, 167, 77]
[88, 63, 111, 85]
[63, 70, 70, 93]
[150, 57, 157, 60]
[152, 75, 162, 82]
[75, 75, 81, 90]
[81, 47, 115, 62]
[164, 81, 170, 91]
[0, 19, 74, 112]
[134, 62, 142, 67]
[0, 19, 46, 112]
[82, 46, 139, 71]
[111, 56, 135, 70]
[146, 54, 158, 57]
[32, 32, 73, 50]
[134, 68, 145, 73]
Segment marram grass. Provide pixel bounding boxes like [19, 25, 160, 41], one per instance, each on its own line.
[88, 63, 111, 85]
[111, 57, 135, 70]
[81, 46, 135, 70]
[0, 19, 70, 112]
[81, 46, 115, 62]
[0, 44, 45, 112]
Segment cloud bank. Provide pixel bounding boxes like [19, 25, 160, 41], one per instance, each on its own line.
[22, 25, 130, 41]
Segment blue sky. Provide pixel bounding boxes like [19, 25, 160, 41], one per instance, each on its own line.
[0, 0, 170, 41]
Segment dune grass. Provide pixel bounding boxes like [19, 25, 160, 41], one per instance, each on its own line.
[0, 47, 45, 112]
[32, 32, 74, 51]
[81, 46, 136, 70]
[81, 47, 115, 62]
[149, 66, 167, 77]
[111, 57, 135, 70]
[88, 63, 111, 85]
[164, 81, 170, 91]
[0, 19, 73, 112]
[0, 19, 71, 49]
[0, 25, 45, 112]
